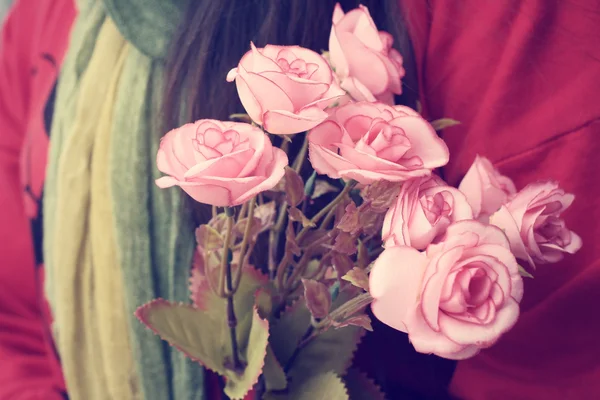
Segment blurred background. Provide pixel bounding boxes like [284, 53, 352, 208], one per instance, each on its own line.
[0, 0, 12, 22]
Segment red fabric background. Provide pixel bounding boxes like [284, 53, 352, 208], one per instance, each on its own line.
[1, 0, 599, 399]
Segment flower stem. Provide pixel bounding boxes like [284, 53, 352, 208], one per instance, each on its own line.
[269, 201, 288, 279]
[223, 206, 244, 373]
[218, 208, 235, 297]
[226, 267, 244, 373]
[316, 292, 374, 329]
[292, 133, 309, 173]
[283, 324, 316, 373]
[231, 197, 256, 293]
[275, 180, 357, 290]
[296, 180, 357, 244]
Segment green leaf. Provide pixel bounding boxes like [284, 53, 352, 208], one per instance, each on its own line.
[263, 345, 288, 392]
[304, 171, 318, 197]
[519, 265, 534, 279]
[269, 299, 364, 382]
[343, 368, 385, 400]
[224, 308, 270, 399]
[430, 118, 460, 131]
[265, 371, 349, 400]
[136, 266, 269, 399]
[255, 287, 274, 319]
[136, 302, 269, 399]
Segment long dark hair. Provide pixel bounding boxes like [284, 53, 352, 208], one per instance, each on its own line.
[163, 0, 417, 227]
[163, 0, 417, 131]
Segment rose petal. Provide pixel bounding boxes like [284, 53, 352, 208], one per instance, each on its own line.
[339, 167, 431, 185]
[263, 106, 329, 135]
[308, 143, 357, 180]
[166, 180, 232, 207]
[155, 176, 179, 189]
[352, 6, 384, 50]
[441, 345, 481, 360]
[234, 72, 264, 124]
[184, 148, 254, 179]
[332, 2, 345, 23]
[340, 76, 376, 102]
[490, 206, 535, 267]
[404, 306, 467, 356]
[420, 247, 465, 330]
[232, 147, 288, 204]
[391, 116, 450, 169]
[335, 30, 390, 94]
[329, 9, 350, 77]
[438, 298, 520, 346]
[238, 67, 295, 122]
[260, 71, 329, 111]
[247, 42, 283, 73]
[370, 246, 428, 333]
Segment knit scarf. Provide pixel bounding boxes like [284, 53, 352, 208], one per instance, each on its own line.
[43, 1, 205, 399]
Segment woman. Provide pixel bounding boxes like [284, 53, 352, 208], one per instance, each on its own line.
[1, 0, 598, 399]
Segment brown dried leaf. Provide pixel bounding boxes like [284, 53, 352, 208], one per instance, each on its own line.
[356, 240, 370, 270]
[336, 202, 360, 234]
[195, 225, 224, 252]
[361, 181, 402, 212]
[253, 202, 276, 231]
[359, 209, 385, 236]
[299, 229, 332, 254]
[234, 217, 262, 239]
[331, 252, 354, 277]
[333, 314, 373, 331]
[208, 213, 228, 232]
[333, 198, 351, 227]
[284, 167, 305, 207]
[312, 180, 339, 199]
[302, 279, 331, 320]
[342, 267, 369, 291]
[288, 207, 316, 228]
[333, 231, 357, 255]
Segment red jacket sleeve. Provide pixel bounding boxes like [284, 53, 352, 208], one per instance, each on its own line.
[0, 1, 74, 398]
[402, 0, 600, 398]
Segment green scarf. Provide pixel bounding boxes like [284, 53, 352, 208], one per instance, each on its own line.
[44, 1, 205, 399]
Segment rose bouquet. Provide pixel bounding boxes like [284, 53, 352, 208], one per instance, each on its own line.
[136, 4, 582, 399]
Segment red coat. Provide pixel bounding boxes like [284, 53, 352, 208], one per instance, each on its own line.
[0, 0, 74, 398]
[1, 0, 598, 399]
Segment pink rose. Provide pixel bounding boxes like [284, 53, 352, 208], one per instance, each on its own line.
[156, 119, 288, 206]
[370, 220, 523, 360]
[490, 181, 582, 266]
[382, 176, 473, 250]
[329, 3, 405, 104]
[226, 43, 344, 135]
[308, 102, 449, 184]
[458, 155, 517, 219]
